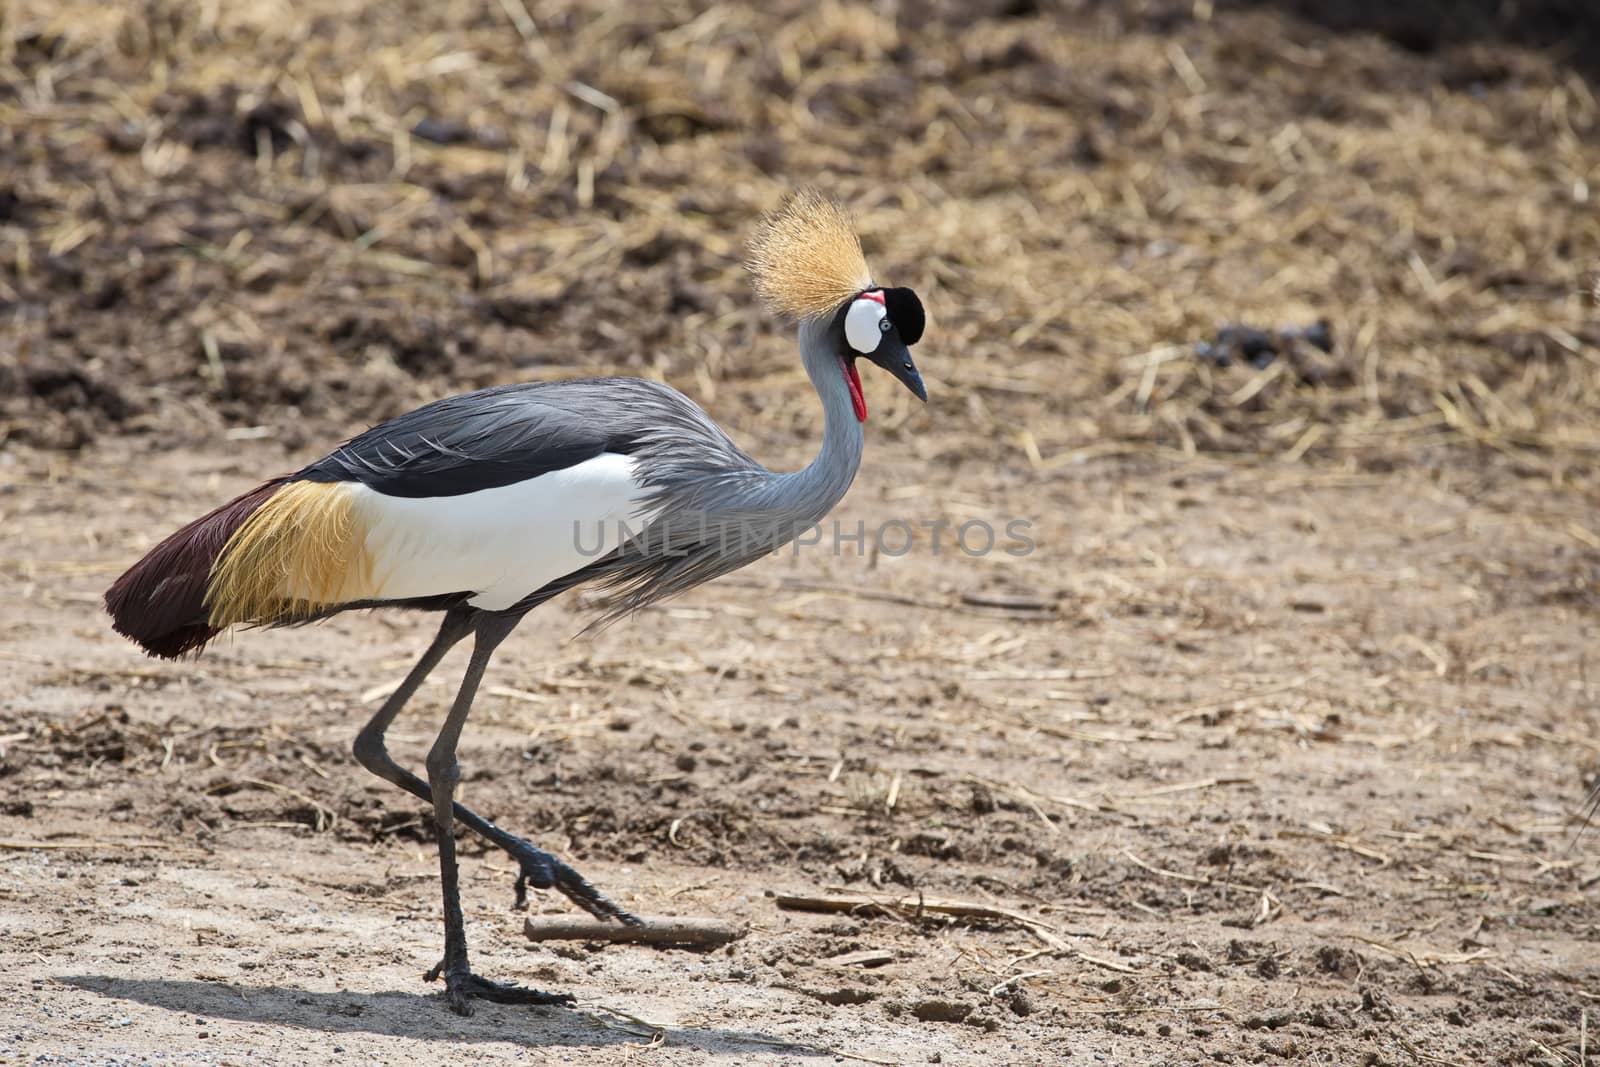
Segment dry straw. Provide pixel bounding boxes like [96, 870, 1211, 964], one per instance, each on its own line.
[4, 1, 1599, 474]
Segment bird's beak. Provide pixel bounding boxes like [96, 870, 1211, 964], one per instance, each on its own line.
[867, 334, 927, 402]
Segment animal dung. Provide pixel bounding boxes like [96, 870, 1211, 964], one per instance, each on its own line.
[1194, 320, 1334, 370]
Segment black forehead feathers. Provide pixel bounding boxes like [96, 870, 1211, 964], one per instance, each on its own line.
[883, 287, 924, 345]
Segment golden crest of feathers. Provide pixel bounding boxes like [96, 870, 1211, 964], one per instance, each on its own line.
[747, 189, 873, 321]
[206, 481, 374, 627]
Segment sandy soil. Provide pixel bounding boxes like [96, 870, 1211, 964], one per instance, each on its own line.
[4, 0, 1600, 1063]
[4, 440, 1598, 1065]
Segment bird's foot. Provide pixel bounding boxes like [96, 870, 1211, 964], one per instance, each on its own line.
[510, 843, 642, 926]
[424, 960, 574, 1017]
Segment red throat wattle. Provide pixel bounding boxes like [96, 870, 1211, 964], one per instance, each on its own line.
[841, 357, 867, 422]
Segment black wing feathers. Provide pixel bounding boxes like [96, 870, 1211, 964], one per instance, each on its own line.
[298, 382, 636, 498]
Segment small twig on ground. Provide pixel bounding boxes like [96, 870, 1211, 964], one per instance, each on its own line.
[1398, 1037, 1471, 1067]
[1278, 827, 1393, 865]
[1071, 950, 1144, 975]
[0, 838, 174, 851]
[211, 775, 335, 832]
[579, 1002, 667, 1039]
[774, 890, 1070, 950]
[988, 970, 1052, 996]
[1168, 677, 1310, 724]
[1120, 849, 1266, 896]
[583, 1001, 900, 1067]
[964, 774, 1124, 821]
[1349, 935, 1496, 969]
[1527, 1036, 1581, 1067]
[524, 915, 744, 948]
[734, 1034, 901, 1066]
[1115, 776, 1255, 800]
[821, 949, 896, 968]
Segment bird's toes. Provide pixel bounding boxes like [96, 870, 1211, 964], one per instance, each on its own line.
[513, 862, 556, 911]
[446, 988, 478, 1017]
[590, 896, 643, 926]
[567, 886, 641, 925]
[472, 977, 574, 1007]
[560, 878, 630, 923]
[516, 858, 555, 889]
[508, 846, 638, 924]
[426, 962, 481, 1016]
[437, 969, 574, 1010]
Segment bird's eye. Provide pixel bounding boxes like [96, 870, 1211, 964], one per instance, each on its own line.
[844, 297, 888, 354]
[879, 317, 892, 333]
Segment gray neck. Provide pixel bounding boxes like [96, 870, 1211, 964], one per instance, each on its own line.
[577, 317, 868, 626]
[763, 315, 864, 521]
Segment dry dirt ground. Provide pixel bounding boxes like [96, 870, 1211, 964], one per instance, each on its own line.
[4, 0, 1600, 1065]
[4, 444, 1599, 1066]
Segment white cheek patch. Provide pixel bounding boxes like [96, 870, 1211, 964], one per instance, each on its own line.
[844, 297, 888, 354]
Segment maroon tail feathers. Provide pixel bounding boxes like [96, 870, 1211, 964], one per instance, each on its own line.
[104, 479, 287, 659]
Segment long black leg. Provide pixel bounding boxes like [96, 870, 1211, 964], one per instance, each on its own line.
[418, 614, 576, 1016]
[351, 611, 636, 925]
[354, 608, 475, 765]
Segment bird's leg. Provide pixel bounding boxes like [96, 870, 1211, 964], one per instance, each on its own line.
[351, 611, 636, 925]
[353, 607, 475, 777]
[421, 614, 574, 1016]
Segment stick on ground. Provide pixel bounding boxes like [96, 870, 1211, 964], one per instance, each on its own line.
[524, 915, 744, 948]
[773, 890, 1071, 950]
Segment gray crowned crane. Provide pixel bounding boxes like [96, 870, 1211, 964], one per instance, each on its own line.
[103, 190, 928, 1015]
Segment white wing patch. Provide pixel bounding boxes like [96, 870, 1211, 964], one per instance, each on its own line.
[352, 452, 651, 610]
[844, 297, 888, 354]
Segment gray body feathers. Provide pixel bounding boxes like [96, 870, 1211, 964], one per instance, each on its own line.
[530, 316, 863, 625]
[303, 314, 863, 627]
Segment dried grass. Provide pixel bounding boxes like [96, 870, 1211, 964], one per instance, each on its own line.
[0, 0, 1595, 487]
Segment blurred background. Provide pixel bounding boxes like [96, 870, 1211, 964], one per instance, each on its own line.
[3, 0, 1597, 473]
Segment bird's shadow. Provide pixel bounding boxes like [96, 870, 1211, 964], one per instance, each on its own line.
[57, 975, 829, 1058]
